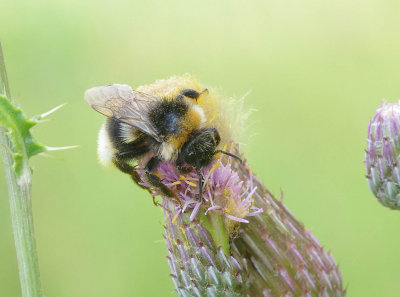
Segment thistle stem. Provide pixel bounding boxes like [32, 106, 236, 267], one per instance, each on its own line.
[0, 42, 43, 297]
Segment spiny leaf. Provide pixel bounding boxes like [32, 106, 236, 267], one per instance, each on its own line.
[0, 95, 46, 177]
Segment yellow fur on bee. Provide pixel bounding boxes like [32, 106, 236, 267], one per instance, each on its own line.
[135, 74, 242, 147]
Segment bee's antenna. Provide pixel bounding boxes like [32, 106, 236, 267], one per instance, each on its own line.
[196, 167, 203, 202]
[215, 150, 242, 163]
[200, 88, 209, 95]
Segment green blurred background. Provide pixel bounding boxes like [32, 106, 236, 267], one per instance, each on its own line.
[1, 0, 400, 296]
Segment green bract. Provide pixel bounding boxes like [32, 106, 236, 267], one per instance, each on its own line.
[0, 95, 46, 178]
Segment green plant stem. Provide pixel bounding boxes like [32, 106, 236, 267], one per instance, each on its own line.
[0, 42, 43, 297]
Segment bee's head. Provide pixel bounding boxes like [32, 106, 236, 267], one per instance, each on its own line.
[180, 128, 221, 169]
[177, 127, 241, 202]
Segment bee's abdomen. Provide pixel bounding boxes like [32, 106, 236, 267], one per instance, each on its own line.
[97, 123, 116, 167]
[107, 119, 155, 160]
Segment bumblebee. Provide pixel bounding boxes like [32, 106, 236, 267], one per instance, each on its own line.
[85, 81, 240, 200]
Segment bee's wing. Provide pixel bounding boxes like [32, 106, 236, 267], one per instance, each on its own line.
[84, 84, 162, 142]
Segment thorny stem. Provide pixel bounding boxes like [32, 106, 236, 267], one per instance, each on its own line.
[0, 42, 43, 297]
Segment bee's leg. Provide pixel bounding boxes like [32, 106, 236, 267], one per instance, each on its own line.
[176, 157, 193, 174]
[214, 150, 243, 163]
[177, 165, 193, 174]
[113, 158, 150, 191]
[144, 157, 176, 199]
[113, 158, 134, 174]
[176, 157, 202, 201]
[196, 168, 203, 202]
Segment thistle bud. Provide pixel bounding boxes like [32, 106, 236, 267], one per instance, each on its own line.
[366, 101, 400, 209]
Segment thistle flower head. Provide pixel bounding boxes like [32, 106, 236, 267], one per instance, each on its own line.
[136, 146, 345, 296]
[366, 101, 400, 209]
[137, 145, 263, 234]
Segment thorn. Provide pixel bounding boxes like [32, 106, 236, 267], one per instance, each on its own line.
[45, 145, 79, 151]
[37, 152, 64, 160]
[40, 103, 67, 118]
[37, 118, 55, 124]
